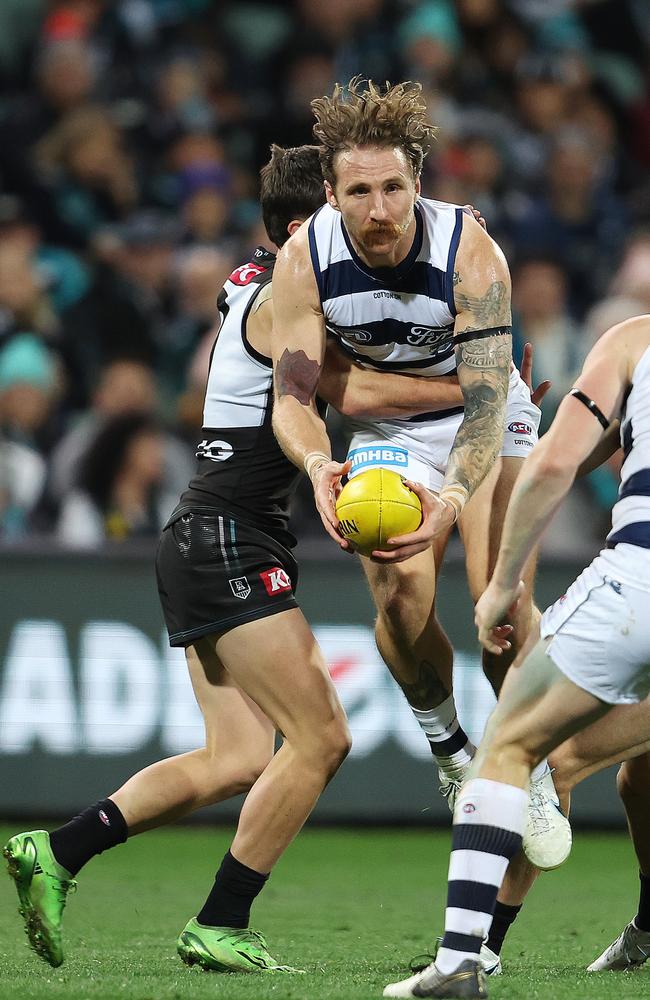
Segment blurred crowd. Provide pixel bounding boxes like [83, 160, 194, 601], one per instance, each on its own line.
[0, 0, 648, 551]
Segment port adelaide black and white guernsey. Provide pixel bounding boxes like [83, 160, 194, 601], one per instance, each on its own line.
[174, 246, 303, 547]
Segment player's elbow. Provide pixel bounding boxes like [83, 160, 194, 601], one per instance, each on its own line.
[534, 453, 577, 486]
[529, 441, 577, 486]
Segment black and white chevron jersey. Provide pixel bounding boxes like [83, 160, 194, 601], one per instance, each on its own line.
[176, 246, 304, 547]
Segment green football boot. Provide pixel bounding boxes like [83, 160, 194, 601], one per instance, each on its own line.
[4, 830, 76, 968]
[177, 917, 305, 973]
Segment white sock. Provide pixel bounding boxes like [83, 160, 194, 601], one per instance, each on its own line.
[436, 778, 528, 975]
[411, 695, 476, 779]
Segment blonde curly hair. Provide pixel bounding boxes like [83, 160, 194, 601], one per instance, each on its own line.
[311, 77, 437, 187]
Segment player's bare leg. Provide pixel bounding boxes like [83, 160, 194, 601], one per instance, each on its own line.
[210, 608, 351, 872]
[587, 751, 650, 971]
[174, 607, 350, 973]
[460, 456, 570, 871]
[111, 648, 275, 832]
[360, 533, 477, 803]
[475, 698, 650, 965]
[384, 641, 610, 997]
[460, 459, 538, 695]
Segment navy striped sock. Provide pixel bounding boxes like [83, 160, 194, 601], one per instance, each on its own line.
[436, 778, 527, 974]
[412, 696, 475, 779]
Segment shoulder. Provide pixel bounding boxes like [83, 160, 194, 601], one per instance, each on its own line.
[275, 220, 320, 294]
[594, 313, 650, 372]
[457, 212, 508, 271]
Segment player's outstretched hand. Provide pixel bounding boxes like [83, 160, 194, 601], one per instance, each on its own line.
[475, 580, 524, 654]
[520, 342, 552, 407]
[312, 459, 353, 551]
[369, 479, 453, 563]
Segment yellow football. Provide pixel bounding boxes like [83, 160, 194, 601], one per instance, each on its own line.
[335, 468, 422, 556]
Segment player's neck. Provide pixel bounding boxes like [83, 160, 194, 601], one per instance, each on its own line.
[350, 215, 418, 271]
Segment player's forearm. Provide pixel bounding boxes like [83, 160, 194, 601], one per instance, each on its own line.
[493, 452, 575, 590]
[272, 396, 331, 473]
[318, 360, 462, 418]
[348, 373, 463, 418]
[440, 330, 511, 512]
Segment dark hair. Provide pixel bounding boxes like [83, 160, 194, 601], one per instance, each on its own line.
[312, 77, 437, 187]
[260, 144, 326, 247]
[79, 413, 159, 511]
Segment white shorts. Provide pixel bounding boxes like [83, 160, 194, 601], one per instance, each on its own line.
[344, 371, 540, 491]
[540, 545, 650, 705]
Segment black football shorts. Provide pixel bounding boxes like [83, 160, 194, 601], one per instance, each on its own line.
[156, 508, 299, 647]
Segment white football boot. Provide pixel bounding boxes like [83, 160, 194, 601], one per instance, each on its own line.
[587, 920, 650, 971]
[438, 765, 471, 813]
[522, 770, 572, 870]
[410, 940, 501, 978]
[383, 959, 487, 998]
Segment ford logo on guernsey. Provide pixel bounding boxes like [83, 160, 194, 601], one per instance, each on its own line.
[508, 422, 533, 435]
[348, 446, 409, 471]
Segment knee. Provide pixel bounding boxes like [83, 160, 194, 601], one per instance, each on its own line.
[317, 716, 352, 780]
[483, 717, 540, 774]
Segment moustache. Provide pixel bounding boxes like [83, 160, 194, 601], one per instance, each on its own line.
[361, 221, 406, 242]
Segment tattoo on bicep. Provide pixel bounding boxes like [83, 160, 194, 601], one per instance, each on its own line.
[453, 271, 461, 286]
[275, 348, 321, 405]
[455, 280, 508, 326]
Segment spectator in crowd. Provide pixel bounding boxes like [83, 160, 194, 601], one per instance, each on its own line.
[56, 412, 170, 547]
[611, 231, 650, 312]
[0, 0, 646, 552]
[34, 105, 139, 248]
[507, 129, 628, 316]
[0, 334, 58, 537]
[160, 247, 233, 401]
[47, 356, 193, 521]
[511, 256, 582, 430]
[178, 163, 234, 246]
[0, 243, 59, 348]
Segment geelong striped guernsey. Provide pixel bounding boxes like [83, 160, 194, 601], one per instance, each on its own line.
[607, 345, 650, 549]
[176, 246, 309, 546]
[309, 199, 463, 409]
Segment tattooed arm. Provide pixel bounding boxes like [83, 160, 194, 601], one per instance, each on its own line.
[436, 217, 513, 528]
[271, 223, 350, 548]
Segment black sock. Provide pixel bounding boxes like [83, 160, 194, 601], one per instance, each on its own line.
[49, 799, 128, 877]
[635, 872, 650, 932]
[197, 850, 268, 929]
[486, 901, 522, 955]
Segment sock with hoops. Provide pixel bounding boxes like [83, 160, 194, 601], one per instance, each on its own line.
[411, 695, 476, 779]
[486, 901, 522, 955]
[436, 777, 527, 975]
[635, 872, 650, 932]
[197, 850, 268, 929]
[49, 799, 128, 877]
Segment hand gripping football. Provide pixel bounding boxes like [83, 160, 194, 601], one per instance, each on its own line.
[335, 468, 422, 556]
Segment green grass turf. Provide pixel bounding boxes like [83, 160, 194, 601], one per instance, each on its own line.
[0, 824, 645, 1000]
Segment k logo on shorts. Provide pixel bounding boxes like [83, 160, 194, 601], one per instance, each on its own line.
[260, 567, 292, 596]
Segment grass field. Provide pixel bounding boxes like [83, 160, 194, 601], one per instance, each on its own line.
[0, 824, 646, 1000]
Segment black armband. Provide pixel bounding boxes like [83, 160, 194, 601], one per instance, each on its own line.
[568, 389, 610, 431]
[454, 325, 512, 345]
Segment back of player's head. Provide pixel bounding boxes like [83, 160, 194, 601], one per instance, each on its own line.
[311, 77, 437, 187]
[260, 144, 325, 248]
